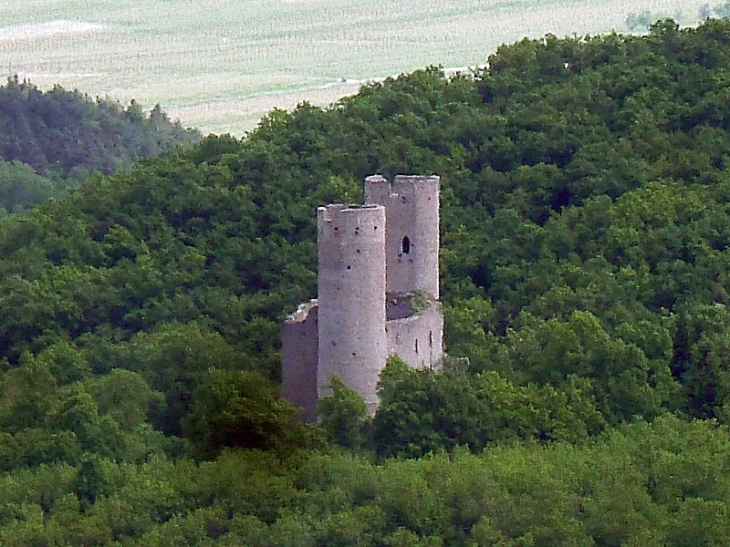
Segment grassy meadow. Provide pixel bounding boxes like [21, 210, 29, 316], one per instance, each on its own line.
[0, 0, 712, 134]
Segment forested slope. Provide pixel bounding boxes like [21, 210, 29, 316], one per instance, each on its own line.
[2, 18, 730, 545]
[0, 78, 200, 214]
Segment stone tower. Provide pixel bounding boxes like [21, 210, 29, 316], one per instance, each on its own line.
[281, 175, 443, 420]
[365, 175, 440, 299]
[316, 204, 388, 411]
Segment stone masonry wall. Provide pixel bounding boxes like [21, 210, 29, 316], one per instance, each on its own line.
[281, 301, 319, 422]
[386, 303, 444, 370]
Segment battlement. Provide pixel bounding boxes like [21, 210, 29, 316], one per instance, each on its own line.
[365, 174, 440, 203]
[317, 204, 385, 239]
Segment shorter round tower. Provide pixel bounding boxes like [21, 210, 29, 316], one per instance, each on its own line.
[317, 204, 388, 413]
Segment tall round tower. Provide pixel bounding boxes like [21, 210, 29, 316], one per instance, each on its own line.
[317, 204, 388, 413]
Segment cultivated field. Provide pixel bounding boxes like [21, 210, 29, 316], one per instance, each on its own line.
[0, 0, 712, 135]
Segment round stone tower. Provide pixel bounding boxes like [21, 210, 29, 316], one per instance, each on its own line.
[317, 204, 388, 413]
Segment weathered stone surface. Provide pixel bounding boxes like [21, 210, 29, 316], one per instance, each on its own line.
[282, 175, 443, 420]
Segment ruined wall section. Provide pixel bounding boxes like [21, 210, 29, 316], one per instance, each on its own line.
[365, 175, 440, 299]
[281, 301, 319, 422]
[317, 204, 388, 414]
[386, 304, 444, 370]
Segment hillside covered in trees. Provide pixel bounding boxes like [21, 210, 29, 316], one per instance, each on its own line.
[0, 78, 200, 214]
[3, 18, 730, 545]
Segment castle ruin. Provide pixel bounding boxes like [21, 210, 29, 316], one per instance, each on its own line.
[281, 175, 443, 421]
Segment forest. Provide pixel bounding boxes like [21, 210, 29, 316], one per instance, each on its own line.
[2, 17, 730, 546]
[0, 78, 199, 215]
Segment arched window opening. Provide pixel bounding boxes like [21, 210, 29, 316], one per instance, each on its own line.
[402, 236, 411, 254]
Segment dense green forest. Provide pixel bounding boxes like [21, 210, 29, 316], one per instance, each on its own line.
[0, 78, 199, 214]
[3, 18, 730, 545]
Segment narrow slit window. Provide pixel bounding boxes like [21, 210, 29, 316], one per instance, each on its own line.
[402, 236, 411, 254]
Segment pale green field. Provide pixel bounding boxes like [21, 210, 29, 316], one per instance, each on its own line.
[0, 0, 710, 135]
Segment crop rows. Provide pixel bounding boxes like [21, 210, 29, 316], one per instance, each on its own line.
[0, 0, 712, 134]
